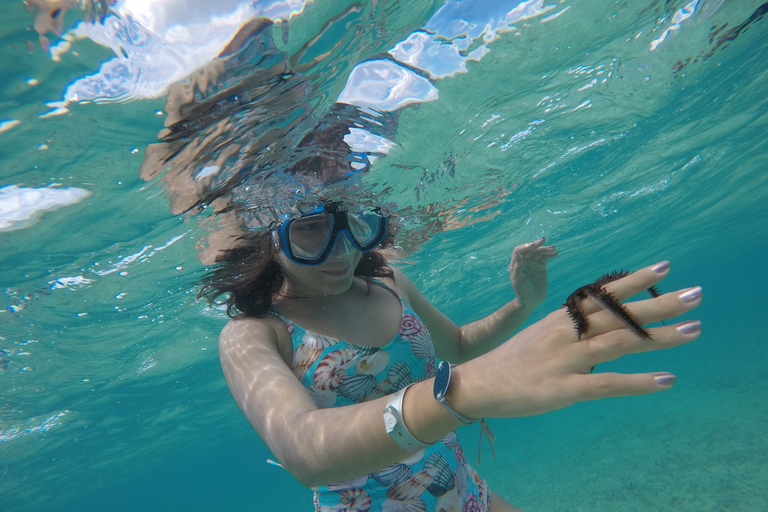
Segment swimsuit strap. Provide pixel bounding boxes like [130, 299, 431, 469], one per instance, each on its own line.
[266, 307, 293, 328]
[367, 276, 404, 302]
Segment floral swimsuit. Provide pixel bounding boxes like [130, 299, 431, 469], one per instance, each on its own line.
[269, 279, 491, 512]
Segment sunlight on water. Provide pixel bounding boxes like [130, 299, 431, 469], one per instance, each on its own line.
[1, 1, 767, 511]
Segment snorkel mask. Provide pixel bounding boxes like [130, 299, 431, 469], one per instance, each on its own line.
[274, 202, 388, 266]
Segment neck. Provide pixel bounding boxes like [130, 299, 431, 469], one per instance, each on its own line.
[278, 276, 360, 302]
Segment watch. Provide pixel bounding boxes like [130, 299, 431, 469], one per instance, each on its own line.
[433, 361, 478, 425]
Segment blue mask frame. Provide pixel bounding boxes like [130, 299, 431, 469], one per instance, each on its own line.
[276, 203, 388, 266]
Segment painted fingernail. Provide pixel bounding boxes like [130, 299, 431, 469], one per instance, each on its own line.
[655, 374, 676, 386]
[677, 321, 701, 335]
[679, 287, 702, 303]
[652, 261, 670, 273]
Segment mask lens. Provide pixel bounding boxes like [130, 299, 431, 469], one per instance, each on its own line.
[288, 214, 332, 260]
[346, 210, 384, 248]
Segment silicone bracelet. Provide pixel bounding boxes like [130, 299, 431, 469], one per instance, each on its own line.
[382, 383, 432, 451]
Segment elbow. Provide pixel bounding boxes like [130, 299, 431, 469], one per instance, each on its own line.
[278, 441, 365, 488]
[265, 412, 356, 488]
[295, 471, 326, 489]
[271, 429, 335, 488]
[280, 457, 332, 489]
[282, 464, 313, 488]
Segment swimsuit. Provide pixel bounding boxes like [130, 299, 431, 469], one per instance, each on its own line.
[269, 279, 491, 512]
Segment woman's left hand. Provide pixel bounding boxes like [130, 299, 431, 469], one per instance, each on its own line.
[509, 237, 558, 309]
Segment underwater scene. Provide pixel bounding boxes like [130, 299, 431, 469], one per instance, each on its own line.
[1, 0, 767, 510]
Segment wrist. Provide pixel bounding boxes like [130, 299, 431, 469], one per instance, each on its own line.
[442, 363, 482, 420]
[400, 380, 462, 445]
[514, 296, 541, 313]
[435, 362, 498, 463]
[434, 361, 479, 425]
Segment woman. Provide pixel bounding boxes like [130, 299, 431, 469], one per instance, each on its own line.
[200, 201, 702, 512]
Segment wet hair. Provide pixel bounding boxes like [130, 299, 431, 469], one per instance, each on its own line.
[197, 223, 396, 318]
[287, 121, 362, 183]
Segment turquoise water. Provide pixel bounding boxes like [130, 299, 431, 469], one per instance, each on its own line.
[1, 1, 767, 511]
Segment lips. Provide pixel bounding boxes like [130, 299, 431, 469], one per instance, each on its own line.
[320, 265, 350, 277]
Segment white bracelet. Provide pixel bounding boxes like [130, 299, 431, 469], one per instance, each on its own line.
[382, 383, 432, 451]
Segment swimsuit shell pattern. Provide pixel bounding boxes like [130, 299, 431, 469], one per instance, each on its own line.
[269, 281, 490, 512]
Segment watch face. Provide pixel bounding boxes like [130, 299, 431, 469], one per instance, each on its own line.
[434, 360, 451, 400]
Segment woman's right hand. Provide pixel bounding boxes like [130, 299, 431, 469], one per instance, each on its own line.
[452, 261, 703, 419]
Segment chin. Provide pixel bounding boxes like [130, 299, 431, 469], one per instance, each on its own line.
[320, 270, 355, 292]
[315, 262, 357, 290]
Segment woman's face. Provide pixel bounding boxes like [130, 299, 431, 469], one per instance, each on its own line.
[276, 234, 363, 297]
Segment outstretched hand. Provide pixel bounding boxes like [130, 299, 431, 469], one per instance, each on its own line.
[509, 237, 559, 309]
[456, 261, 703, 419]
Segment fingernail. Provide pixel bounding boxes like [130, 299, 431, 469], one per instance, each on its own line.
[652, 261, 670, 273]
[679, 287, 702, 303]
[677, 321, 701, 335]
[655, 374, 676, 386]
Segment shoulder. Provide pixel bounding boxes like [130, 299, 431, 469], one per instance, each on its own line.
[220, 314, 293, 366]
[382, 266, 422, 305]
[220, 314, 276, 343]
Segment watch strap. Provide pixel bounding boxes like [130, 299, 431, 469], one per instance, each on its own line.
[382, 383, 432, 451]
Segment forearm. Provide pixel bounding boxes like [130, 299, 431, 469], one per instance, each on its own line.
[272, 379, 461, 488]
[220, 318, 463, 489]
[455, 297, 539, 362]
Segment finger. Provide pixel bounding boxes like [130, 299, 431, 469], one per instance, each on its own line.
[514, 237, 546, 257]
[574, 320, 701, 369]
[530, 246, 558, 261]
[572, 261, 671, 317]
[566, 372, 679, 402]
[576, 286, 702, 338]
[514, 247, 557, 269]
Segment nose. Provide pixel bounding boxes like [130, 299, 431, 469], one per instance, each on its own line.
[328, 231, 356, 259]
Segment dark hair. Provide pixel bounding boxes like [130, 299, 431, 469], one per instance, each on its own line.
[198, 224, 396, 318]
[286, 121, 363, 184]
